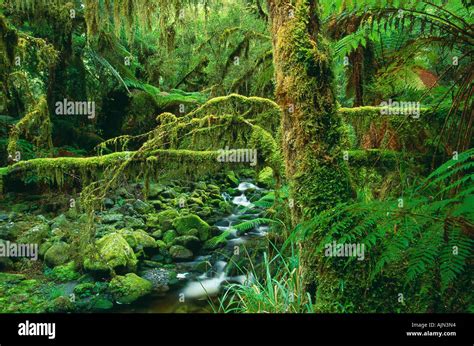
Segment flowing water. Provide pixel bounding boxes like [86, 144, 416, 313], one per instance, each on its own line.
[118, 181, 269, 313]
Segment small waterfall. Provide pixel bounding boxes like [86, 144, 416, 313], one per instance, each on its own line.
[232, 194, 253, 207]
[181, 261, 228, 299]
[236, 182, 260, 192]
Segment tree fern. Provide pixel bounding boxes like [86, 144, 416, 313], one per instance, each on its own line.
[298, 148, 473, 312]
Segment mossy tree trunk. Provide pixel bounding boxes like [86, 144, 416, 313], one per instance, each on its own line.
[267, 0, 352, 223]
[266, 0, 353, 296]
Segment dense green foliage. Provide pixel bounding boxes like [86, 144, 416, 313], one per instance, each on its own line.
[0, 0, 472, 314]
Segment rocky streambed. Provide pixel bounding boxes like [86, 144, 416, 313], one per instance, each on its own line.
[0, 169, 273, 313]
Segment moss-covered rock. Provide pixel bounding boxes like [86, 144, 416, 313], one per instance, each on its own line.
[45, 261, 80, 281]
[133, 199, 152, 214]
[73, 283, 96, 298]
[83, 233, 137, 273]
[169, 245, 193, 260]
[153, 209, 180, 231]
[100, 213, 124, 224]
[151, 229, 163, 239]
[218, 201, 233, 214]
[109, 273, 152, 304]
[118, 229, 157, 252]
[0, 273, 48, 313]
[189, 197, 204, 206]
[155, 240, 167, 250]
[17, 223, 50, 245]
[147, 183, 166, 199]
[51, 214, 70, 230]
[38, 241, 53, 258]
[44, 241, 71, 267]
[124, 216, 145, 229]
[73, 281, 108, 299]
[173, 214, 211, 241]
[163, 229, 177, 245]
[174, 235, 201, 251]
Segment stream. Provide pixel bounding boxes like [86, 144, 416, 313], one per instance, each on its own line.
[117, 181, 269, 313]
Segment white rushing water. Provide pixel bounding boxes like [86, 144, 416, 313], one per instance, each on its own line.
[232, 194, 253, 207]
[180, 182, 266, 301]
[236, 182, 260, 192]
[181, 261, 228, 299]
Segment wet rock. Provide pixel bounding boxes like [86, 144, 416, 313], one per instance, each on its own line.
[147, 183, 166, 199]
[174, 235, 201, 252]
[109, 273, 152, 304]
[44, 242, 71, 267]
[100, 214, 124, 224]
[124, 216, 145, 229]
[152, 209, 180, 231]
[151, 229, 162, 239]
[83, 233, 137, 273]
[16, 223, 50, 244]
[169, 245, 193, 260]
[133, 199, 152, 214]
[118, 229, 157, 252]
[155, 240, 167, 250]
[173, 214, 211, 241]
[140, 268, 172, 293]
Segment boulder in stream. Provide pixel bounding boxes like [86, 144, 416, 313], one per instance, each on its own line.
[109, 273, 152, 304]
[169, 245, 193, 260]
[83, 232, 137, 273]
[173, 214, 210, 241]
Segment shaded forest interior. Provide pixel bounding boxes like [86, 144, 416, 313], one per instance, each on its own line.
[0, 0, 472, 313]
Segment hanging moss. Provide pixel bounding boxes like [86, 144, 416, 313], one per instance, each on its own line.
[0, 167, 8, 196]
[183, 93, 281, 135]
[7, 97, 53, 157]
[97, 94, 283, 180]
[0, 14, 17, 114]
